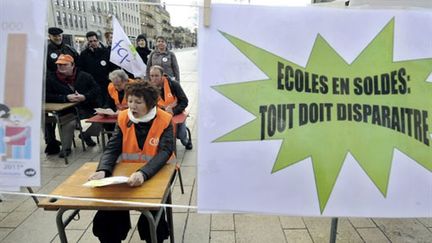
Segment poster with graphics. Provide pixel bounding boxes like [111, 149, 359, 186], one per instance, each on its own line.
[0, 0, 47, 187]
[198, 5, 432, 217]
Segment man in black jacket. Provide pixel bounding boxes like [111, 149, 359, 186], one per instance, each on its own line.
[79, 31, 112, 106]
[45, 54, 101, 156]
[46, 27, 79, 72]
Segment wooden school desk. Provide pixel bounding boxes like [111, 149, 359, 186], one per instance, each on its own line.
[85, 114, 118, 149]
[38, 162, 177, 243]
[44, 102, 86, 164]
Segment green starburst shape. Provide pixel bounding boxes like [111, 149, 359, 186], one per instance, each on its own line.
[213, 19, 432, 213]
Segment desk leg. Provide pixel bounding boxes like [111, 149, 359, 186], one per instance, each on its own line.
[166, 192, 175, 243]
[142, 211, 158, 243]
[101, 129, 106, 150]
[74, 107, 86, 151]
[54, 113, 68, 164]
[56, 209, 80, 243]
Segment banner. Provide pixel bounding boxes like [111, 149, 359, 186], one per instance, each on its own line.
[198, 4, 432, 217]
[0, 0, 47, 187]
[110, 16, 147, 78]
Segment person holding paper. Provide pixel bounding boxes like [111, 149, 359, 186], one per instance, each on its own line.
[88, 81, 174, 243]
[149, 65, 192, 150]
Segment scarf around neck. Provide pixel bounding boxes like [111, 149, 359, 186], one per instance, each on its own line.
[127, 106, 157, 124]
[56, 68, 77, 86]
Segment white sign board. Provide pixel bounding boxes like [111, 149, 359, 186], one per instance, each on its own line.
[0, 0, 47, 187]
[198, 4, 432, 217]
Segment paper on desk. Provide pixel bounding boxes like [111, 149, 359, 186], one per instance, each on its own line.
[83, 176, 129, 187]
[94, 108, 117, 116]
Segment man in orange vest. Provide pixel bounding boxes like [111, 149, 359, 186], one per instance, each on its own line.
[88, 81, 174, 243]
[149, 65, 192, 150]
[105, 69, 132, 112]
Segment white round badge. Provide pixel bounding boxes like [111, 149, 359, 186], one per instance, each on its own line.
[162, 57, 168, 62]
[100, 60, 107, 66]
[50, 53, 58, 59]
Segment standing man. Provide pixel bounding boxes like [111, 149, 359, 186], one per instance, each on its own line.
[149, 65, 192, 150]
[146, 36, 180, 82]
[104, 31, 113, 49]
[46, 27, 79, 72]
[79, 31, 112, 106]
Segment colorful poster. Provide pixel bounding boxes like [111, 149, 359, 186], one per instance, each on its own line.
[0, 0, 47, 187]
[198, 5, 432, 217]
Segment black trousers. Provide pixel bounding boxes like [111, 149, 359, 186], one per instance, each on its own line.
[93, 210, 169, 243]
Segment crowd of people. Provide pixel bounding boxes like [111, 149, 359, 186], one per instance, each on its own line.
[44, 26, 192, 242]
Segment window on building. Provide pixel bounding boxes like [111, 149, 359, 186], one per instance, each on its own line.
[92, 15, 95, 22]
[68, 14, 73, 27]
[98, 15, 102, 24]
[84, 16, 87, 29]
[74, 15, 78, 27]
[60, 0, 64, 7]
[55, 0, 59, 5]
[56, 11, 62, 25]
[79, 16, 83, 29]
[72, 1, 76, 10]
[66, 0, 70, 8]
[62, 12, 67, 26]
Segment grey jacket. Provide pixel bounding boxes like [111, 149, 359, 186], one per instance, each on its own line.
[147, 49, 180, 81]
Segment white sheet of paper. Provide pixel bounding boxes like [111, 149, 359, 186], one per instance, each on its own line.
[83, 176, 129, 187]
[94, 108, 116, 116]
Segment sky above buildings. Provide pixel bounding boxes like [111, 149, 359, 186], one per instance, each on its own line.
[164, 0, 312, 30]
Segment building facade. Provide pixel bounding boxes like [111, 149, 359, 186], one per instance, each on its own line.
[47, 0, 196, 52]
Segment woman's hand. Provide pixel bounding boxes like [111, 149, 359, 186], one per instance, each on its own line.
[88, 171, 106, 181]
[128, 172, 144, 187]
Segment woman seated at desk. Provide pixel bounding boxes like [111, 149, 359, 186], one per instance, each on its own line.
[88, 81, 174, 243]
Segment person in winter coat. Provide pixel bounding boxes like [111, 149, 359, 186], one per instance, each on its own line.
[45, 54, 101, 156]
[88, 81, 174, 243]
[146, 36, 180, 81]
[136, 34, 151, 65]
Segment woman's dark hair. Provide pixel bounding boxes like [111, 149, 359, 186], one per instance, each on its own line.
[124, 81, 160, 109]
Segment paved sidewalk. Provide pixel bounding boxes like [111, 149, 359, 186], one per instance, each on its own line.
[1, 48, 431, 243]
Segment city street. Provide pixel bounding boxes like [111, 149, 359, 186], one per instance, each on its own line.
[0, 48, 431, 243]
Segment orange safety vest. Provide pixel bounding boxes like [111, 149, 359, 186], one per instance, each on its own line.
[157, 77, 178, 110]
[107, 79, 135, 110]
[117, 108, 176, 164]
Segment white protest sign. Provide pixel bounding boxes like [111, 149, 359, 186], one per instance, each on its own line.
[198, 4, 432, 217]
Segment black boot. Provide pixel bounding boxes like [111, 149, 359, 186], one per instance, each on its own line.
[79, 134, 96, 147]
